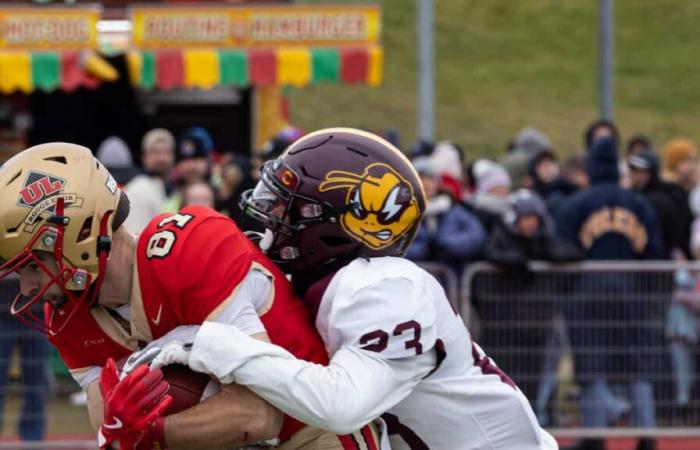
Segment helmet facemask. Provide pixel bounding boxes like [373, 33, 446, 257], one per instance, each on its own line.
[240, 159, 340, 269]
[0, 198, 113, 336]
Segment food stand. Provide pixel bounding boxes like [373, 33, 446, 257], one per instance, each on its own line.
[0, 1, 383, 159]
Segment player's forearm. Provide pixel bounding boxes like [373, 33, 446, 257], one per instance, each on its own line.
[189, 322, 435, 434]
[164, 383, 282, 450]
[86, 380, 104, 435]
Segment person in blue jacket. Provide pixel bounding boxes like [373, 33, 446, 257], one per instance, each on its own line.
[406, 159, 486, 273]
[557, 136, 662, 450]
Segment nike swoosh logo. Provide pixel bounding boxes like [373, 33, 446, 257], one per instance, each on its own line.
[151, 304, 163, 326]
[103, 416, 123, 430]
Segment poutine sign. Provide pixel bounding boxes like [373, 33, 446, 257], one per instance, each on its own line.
[130, 5, 381, 49]
[0, 6, 99, 49]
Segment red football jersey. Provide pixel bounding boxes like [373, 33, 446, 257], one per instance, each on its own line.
[50, 206, 329, 441]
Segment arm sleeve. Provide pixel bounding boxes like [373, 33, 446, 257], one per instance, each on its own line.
[210, 270, 270, 336]
[71, 366, 102, 392]
[188, 322, 436, 434]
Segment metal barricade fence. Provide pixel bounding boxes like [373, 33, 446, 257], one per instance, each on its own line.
[461, 261, 700, 439]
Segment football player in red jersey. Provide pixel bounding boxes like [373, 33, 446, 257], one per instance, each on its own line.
[0, 143, 379, 449]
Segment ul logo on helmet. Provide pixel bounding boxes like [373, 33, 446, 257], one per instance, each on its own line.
[319, 163, 420, 250]
[16, 171, 84, 232]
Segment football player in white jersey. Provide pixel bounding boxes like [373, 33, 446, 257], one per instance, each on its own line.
[131, 128, 558, 450]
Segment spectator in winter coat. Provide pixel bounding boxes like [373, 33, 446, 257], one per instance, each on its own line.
[558, 137, 661, 450]
[124, 128, 175, 233]
[628, 150, 689, 259]
[430, 140, 465, 201]
[482, 189, 582, 406]
[163, 127, 217, 213]
[464, 159, 512, 233]
[485, 189, 582, 269]
[501, 127, 553, 190]
[529, 149, 580, 217]
[406, 159, 486, 270]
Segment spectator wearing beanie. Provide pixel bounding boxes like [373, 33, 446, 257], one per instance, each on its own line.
[163, 127, 216, 212]
[96, 136, 139, 186]
[463, 160, 512, 233]
[406, 158, 486, 273]
[628, 150, 691, 259]
[486, 189, 582, 268]
[431, 140, 465, 201]
[501, 126, 552, 190]
[483, 189, 582, 405]
[663, 138, 698, 191]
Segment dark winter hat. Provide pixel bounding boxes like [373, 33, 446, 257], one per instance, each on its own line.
[587, 137, 619, 183]
[509, 189, 547, 218]
[408, 139, 434, 159]
[505, 189, 555, 234]
[177, 127, 214, 162]
[627, 150, 656, 171]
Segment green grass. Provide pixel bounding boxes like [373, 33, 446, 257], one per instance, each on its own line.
[289, 0, 700, 159]
[2, 392, 92, 437]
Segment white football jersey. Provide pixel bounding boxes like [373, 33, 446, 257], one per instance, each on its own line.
[316, 257, 558, 450]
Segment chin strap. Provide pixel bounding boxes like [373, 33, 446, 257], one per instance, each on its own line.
[91, 208, 114, 306]
[48, 203, 114, 335]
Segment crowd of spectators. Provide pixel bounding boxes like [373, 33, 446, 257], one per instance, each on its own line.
[1, 120, 699, 449]
[400, 120, 700, 450]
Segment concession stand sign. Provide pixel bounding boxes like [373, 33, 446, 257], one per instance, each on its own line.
[130, 4, 381, 49]
[0, 6, 99, 50]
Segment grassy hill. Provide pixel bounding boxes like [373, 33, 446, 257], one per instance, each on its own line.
[289, 0, 700, 160]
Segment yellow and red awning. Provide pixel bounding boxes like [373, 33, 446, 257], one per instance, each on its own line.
[127, 46, 382, 90]
[0, 45, 382, 94]
[0, 5, 383, 94]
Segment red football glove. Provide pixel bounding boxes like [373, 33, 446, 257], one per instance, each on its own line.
[98, 358, 172, 450]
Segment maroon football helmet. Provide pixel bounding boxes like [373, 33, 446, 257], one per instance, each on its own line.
[241, 128, 426, 272]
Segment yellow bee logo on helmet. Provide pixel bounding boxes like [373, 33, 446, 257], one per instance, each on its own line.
[319, 163, 420, 250]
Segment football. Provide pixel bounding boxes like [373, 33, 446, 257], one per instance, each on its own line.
[117, 356, 213, 414]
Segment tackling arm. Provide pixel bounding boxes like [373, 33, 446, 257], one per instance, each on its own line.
[186, 322, 436, 434]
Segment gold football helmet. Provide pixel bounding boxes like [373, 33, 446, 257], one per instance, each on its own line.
[0, 143, 126, 334]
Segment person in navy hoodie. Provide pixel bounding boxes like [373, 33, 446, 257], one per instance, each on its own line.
[557, 136, 662, 450]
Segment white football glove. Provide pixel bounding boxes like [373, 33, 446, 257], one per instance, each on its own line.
[123, 325, 200, 373]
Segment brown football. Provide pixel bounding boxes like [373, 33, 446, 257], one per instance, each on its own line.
[117, 357, 211, 414]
